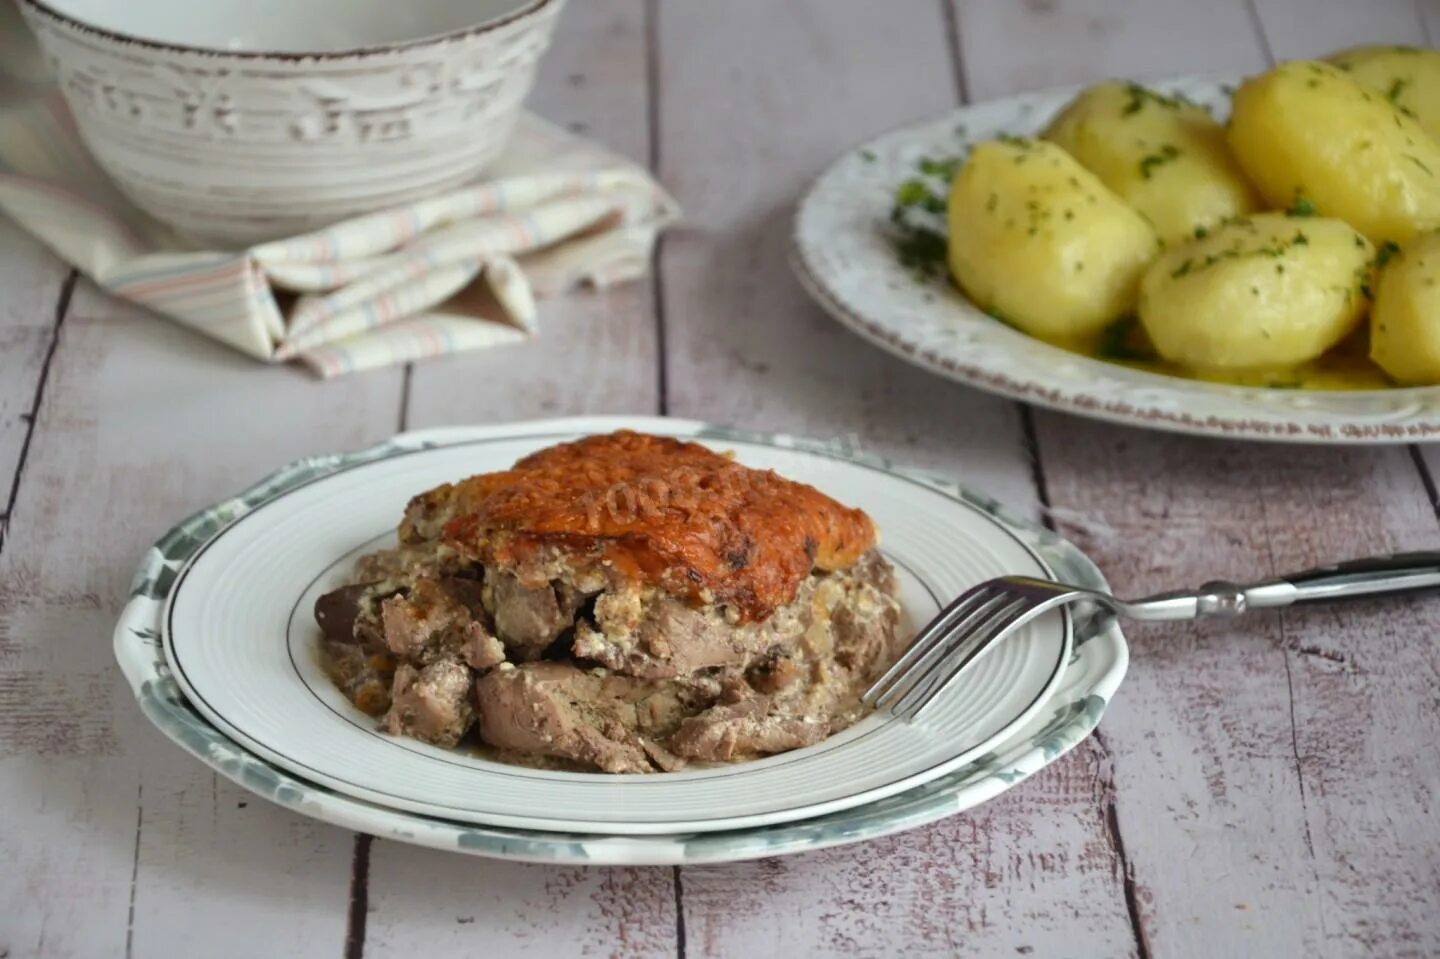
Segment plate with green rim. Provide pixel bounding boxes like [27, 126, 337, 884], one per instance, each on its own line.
[114, 416, 1127, 862]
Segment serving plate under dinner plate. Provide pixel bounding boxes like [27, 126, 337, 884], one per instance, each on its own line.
[793, 75, 1440, 444]
[115, 417, 1128, 861]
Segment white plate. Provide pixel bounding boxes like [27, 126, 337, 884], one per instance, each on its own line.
[116, 416, 1128, 862]
[793, 75, 1440, 444]
[158, 418, 1073, 835]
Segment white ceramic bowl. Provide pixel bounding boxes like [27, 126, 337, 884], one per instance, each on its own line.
[19, 0, 566, 247]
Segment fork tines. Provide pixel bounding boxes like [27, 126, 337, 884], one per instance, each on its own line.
[863, 581, 1038, 722]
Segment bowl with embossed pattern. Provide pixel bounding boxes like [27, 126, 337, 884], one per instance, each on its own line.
[19, 0, 565, 247]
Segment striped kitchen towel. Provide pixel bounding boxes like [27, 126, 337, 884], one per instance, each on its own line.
[0, 66, 678, 377]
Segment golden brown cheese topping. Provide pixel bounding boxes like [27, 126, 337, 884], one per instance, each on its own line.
[401, 431, 877, 623]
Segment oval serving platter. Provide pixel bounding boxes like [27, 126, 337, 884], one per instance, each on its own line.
[792, 75, 1440, 444]
[114, 417, 1128, 860]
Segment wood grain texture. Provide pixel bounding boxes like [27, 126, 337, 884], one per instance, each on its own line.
[1421, 2, 1439, 43]
[365, 861, 678, 959]
[954, 0, 1265, 100]
[655, 0, 1036, 498]
[0, 220, 69, 514]
[0, 282, 404, 959]
[655, 1, 1135, 955]
[1249, 0, 1431, 59]
[363, 5, 678, 956]
[403, 0, 659, 429]
[682, 740, 1134, 958]
[1034, 427, 1440, 957]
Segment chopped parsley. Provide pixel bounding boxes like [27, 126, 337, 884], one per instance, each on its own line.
[1286, 196, 1317, 217]
[887, 153, 965, 280]
[1121, 83, 1201, 116]
[893, 225, 948, 278]
[1096, 316, 1155, 362]
[1138, 144, 1181, 179]
[1376, 241, 1402, 269]
[1167, 223, 1313, 279]
[895, 178, 931, 207]
[917, 155, 963, 180]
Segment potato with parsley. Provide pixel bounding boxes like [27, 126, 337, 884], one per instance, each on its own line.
[1138, 214, 1373, 372]
[1328, 45, 1440, 141]
[947, 137, 1159, 341]
[1042, 82, 1261, 246]
[1370, 232, 1440, 384]
[1227, 60, 1440, 246]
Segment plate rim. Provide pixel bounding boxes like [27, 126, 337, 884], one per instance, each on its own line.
[791, 74, 1440, 445]
[113, 415, 1129, 864]
[157, 423, 1074, 834]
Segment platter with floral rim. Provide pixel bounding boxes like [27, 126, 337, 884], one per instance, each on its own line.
[114, 416, 1128, 863]
[792, 75, 1440, 444]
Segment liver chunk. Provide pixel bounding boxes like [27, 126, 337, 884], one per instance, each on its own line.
[385, 660, 476, 748]
[474, 662, 693, 773]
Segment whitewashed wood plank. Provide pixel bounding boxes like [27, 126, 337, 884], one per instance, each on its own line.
[1251, 0, 1430, 59]
[0, 285, 404, 959]
[955, 0, 1265, 101]
[1419, 447, 1440, 494]
[1421, 3, 1439, 43]
[1035, 424, 1440, 956]
[0, 219, 70, 511]
[656, 0, 1037, 499]
[682, 739, 1131, 958]
[365, 4, 677, 956]
[403, 0, 658, 428]
[1230, 8, 1440, 953]
[655, 2, 1135, 955]
[365, 858, 678, 959]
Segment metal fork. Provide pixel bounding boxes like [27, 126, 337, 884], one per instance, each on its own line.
[864, 551, 1440, 721]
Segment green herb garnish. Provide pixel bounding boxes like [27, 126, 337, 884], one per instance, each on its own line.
[917, 156, 963, 180]
[1376, 241, 1402, 269]
[1138, 144, 1181, 179]
[1286, 196, 1317, 217]
[1096, 316, 1155, 362]
[1121, 83, 1201, 116]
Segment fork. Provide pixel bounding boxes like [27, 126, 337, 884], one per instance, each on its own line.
[864, 552, 1440, 721]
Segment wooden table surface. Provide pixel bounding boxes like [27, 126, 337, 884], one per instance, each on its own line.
[3, 1, 1439, 956]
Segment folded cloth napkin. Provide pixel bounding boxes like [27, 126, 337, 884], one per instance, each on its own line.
[0, 65, 678, 377]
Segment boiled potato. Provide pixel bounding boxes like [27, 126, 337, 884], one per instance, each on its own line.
[1370, 231, 1440, 383]
[1042, 82, 1261, 246]
[1138, 214, 1373, 371]
[1328, 45, 1440, 141]
[1228, 60, 1440, 245]
[947, 137, 1159, 341]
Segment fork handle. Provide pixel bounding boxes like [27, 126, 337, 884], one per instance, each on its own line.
[1253, 551, 1440, 606]
[1131, 551, 1440, 620]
